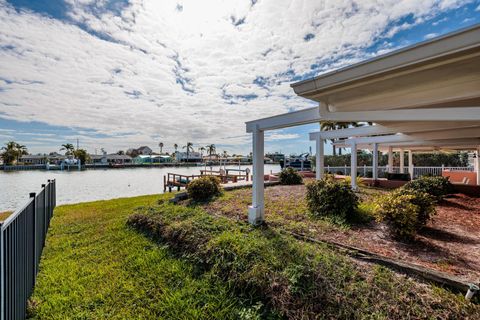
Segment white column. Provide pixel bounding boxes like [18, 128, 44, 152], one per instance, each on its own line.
[476, 147, 480, 186]
[248, 128, 265, 225]
[388, 146, 393, 173]
[399, 148, 405, 173]
[408, 150, 414, 179]
[350, 142, 358, 190]
[372, 143, 378, 180]
[316, 137, 324, 180]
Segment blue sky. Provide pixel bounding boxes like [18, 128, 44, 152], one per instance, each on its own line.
[1, 0, 479, 156]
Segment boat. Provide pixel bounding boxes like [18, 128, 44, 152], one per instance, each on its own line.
[279, 153, 312, 171]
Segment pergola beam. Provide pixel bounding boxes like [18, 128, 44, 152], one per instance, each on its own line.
[246, 107, 320, 132]
[319, 104, 480, 122]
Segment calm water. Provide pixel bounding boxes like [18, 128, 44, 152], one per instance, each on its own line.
[0, 164, 281, 211]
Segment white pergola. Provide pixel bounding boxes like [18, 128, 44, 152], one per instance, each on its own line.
[245, 24, 480, 225]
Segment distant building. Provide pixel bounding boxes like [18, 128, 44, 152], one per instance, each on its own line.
[90, 154, 132, 164]
[20, 153, 66, 165]
[175, 151, 202, 162]
[136, 146, 153, 155]
[133, 155, 172, 164]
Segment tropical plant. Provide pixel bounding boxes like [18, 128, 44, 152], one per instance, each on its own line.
[73, 149, 90, 165]
[278, 167, 303, 185]
[183, 142, 194, 161]
[186, 176, 222, 202]
[320, 121, 367, 155]
[206, 144, 216, 156]
[402, 176, 453, 201]
[199, 146, 205, 158]
[222, 150, 228, 158]
[159, 142, 164, 154]
[306, 178, 359, 222]
[117, 150, 125, 155]
[60, 143, 75, 156]
[1, 141, 28, 165]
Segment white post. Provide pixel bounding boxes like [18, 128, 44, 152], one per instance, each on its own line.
[372, 143, 378, 180]
[388, 146, 393, 173]
[476, 147, 480, 186]
[248, 128, 265, 225]
[316, 137, 324, 180]
[399, 148, 405, 173]
[408, 150, 414, 179]
[350, 142, 358, 190]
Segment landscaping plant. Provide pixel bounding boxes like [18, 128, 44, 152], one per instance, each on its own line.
[305, 178, 358, 221]
[403, 175, 453, 201]
[187, 176, 222, 202]
[278, 167, 303, 185]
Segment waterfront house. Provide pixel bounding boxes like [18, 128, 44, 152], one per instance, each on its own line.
[90, 154, 133, 165]
[20, 153, 66, 165]
[133, 154, 172, 164]
[175, 151, 202, 162]
[136, 146, 153, 155]
[245, 25, 480, 225]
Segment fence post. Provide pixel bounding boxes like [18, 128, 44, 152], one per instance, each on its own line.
[30, 192, 37, 280]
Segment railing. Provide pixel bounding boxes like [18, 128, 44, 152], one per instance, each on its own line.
[323, 166, 474, 178]
[0, 179, 56, 320]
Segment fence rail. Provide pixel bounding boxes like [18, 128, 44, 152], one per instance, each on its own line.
[323, 166, 474, 178]
[0, 179, 56, 320]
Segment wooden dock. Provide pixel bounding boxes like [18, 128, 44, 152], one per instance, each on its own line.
[163, 169, 251, 192]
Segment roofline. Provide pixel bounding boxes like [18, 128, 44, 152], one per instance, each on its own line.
[291, 23, 480, 95]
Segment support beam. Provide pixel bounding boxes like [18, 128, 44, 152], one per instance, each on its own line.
[316, 137, 324, 180]
[399, 148, 405, 173]
[408, 150, 414, 179]
[246, 107, 320, 132]
[350, 142, 358, 190]
[248, 128, 264, 225]
[372, 143, 378, 180]
[388, 146, 393, 173]
[319, 104, 480, 122]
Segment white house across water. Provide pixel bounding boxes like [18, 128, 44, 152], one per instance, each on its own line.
[246, 24, 480, 225]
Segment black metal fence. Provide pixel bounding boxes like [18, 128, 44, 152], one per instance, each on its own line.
[0, 179, 56, 320]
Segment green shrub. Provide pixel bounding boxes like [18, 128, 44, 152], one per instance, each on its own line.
[187, 176, 222, 202]
[306, 179, 358, 221]
[374, 193, 420, 240]
[403, 176, 453, 201]
[393, 188, 436, 228]
[278, 167, 303, 185]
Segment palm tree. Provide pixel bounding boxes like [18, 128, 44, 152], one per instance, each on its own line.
[320, 121, 366, 155]
[15, 143, 28, 163]
[1, 141, 25, 165]
[183, 142, 194, 161]
[199, 146, 205, 159]
[159, 142, 164, 154]
[174, 143, 178, 152]
[223, 150, 228, 158]
[60, 143, 75, 156]
[206, 144, 216, 157]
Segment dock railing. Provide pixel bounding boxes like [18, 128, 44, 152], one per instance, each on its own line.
[0, 179, 56, 320]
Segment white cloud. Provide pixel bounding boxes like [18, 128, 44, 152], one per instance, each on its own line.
[0, 0, 471, 154]
[424, 32, 439, 39]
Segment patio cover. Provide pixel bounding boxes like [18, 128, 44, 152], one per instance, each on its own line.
[245, 24, 480, 225]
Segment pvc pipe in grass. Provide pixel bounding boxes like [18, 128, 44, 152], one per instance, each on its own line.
[465, 284, 479, 301]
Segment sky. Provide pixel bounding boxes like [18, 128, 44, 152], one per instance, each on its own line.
[0, 0, 480, 156]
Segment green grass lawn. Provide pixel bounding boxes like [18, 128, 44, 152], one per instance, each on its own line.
[29, 194, 248, 319]
[30, 192, 480, 319]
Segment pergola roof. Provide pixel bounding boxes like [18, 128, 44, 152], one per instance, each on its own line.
[245, 25, 480, 224]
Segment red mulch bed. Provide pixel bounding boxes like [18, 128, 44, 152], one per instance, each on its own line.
[203, 185, 480, 283]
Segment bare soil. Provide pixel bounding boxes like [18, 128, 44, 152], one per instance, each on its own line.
[203, 185, 480, 282]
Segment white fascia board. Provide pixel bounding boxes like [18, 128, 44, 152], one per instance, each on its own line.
[245, 106, 320, 132]
[319, 104, 480, 122]
[291, 24, 480, 95]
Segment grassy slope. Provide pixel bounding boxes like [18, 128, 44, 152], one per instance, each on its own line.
[29, 194, 244, 319]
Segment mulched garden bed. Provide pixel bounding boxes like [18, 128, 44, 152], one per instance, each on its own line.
[202, 184, 480, 283]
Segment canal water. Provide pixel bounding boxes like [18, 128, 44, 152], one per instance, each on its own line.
[0, 164, 281, 211]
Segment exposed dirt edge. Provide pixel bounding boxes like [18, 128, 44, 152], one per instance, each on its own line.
[284, 230, 477, 296]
